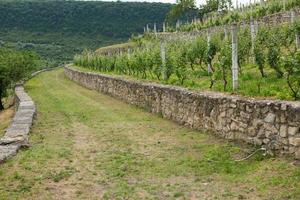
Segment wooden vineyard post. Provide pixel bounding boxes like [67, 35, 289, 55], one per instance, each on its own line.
[231, 23, 239, 91]
[160, 42, 167, 81]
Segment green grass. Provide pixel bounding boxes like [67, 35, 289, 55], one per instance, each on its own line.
[0, 68, 299, 199]
[73, 63, 293, 101]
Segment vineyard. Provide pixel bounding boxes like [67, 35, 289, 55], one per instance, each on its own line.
[174, 0, 300, 32]
[74, 8, 300, 101]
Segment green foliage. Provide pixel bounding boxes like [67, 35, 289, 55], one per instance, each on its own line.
[0, 1, 170, 39]
[254, 44, 265, 78]
[167, 0, 196, 21]
[0, 0, 171, 64]
[281, 52, 300, 100]
[217, 39, 231, 91]
[0, 48, 40, 109]
[177, 0, 300, 32]
[74, 20, 300, 101]
[238, 28, 251, 70]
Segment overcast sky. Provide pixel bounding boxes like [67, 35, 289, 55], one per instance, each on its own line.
[98, 0, 253, 7]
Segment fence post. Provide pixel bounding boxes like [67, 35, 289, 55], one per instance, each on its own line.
[231, 23, 239, 91]
[224, 26, 228, 41]
[207, 30, 213, 74]
[127, 48, 131, 58]
[160, 42, 167, 80]
[291, 10, 300, 50]
[250, 17, 257, 63]
[176, 20, 180, 31]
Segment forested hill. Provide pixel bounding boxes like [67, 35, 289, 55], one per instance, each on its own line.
[0, 0, 171, 65]
[0, 0, 171, 38]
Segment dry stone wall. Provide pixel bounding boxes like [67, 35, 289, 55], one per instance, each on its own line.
[0, 85, 36, 163]
[158, 9, 300, 42]
[65, 66, 300, 159]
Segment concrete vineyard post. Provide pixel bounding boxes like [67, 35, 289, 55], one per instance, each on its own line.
[163, 22, 166, 32]
[231, 24, 239, 91]
[224, 26, 228, 41]
[250, 17, 258, 63]
[176, 20, 179, 31]
[127, 48, 131, 58]
[146, 24, 149, 32]
[207, 31, 213, 74]
[160, 42, 167, 80]
[154, 23, 157, 38]
[291, 10, 300, 50]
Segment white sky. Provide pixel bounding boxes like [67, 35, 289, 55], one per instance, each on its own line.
[97, 0, 253, 7]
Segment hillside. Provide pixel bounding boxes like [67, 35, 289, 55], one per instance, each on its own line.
[0, 0, 171, 65]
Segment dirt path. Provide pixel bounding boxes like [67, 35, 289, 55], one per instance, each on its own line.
[0, 69, 299, 200]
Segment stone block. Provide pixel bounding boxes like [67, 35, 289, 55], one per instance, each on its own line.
[281, 104, 287, 111]
[0, 144, 20, 162]
[5, 127, 30, 137]
[246, 105, 253, 113]
[295, 149, 300, 160]
[288, 126, 299, 136]
[264, 113, 276, 123]
[253, 138, 263, 145]
[279, 125, 287, 138]
[289, 137, 300, 146]
[240, 111, 251, 119]
[13, 116, 33, 125]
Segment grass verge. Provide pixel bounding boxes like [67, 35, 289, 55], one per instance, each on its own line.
[0, 68, 299, 199]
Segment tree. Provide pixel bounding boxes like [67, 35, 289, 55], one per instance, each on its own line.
[198, 0, 233, 21]
[218, 39, 231, 91]
[0, 48, 39, 110]
[167, 0, 196, 21]
[281, 52, 300, 100]
[254, 44, 266, 77]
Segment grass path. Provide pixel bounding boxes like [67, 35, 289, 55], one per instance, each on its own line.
[0, 69, 299, 199]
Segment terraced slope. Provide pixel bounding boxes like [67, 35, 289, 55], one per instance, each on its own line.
[0, 69, 299, 199]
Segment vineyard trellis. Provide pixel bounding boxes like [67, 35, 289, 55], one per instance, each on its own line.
[74, 9, 300, 100]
